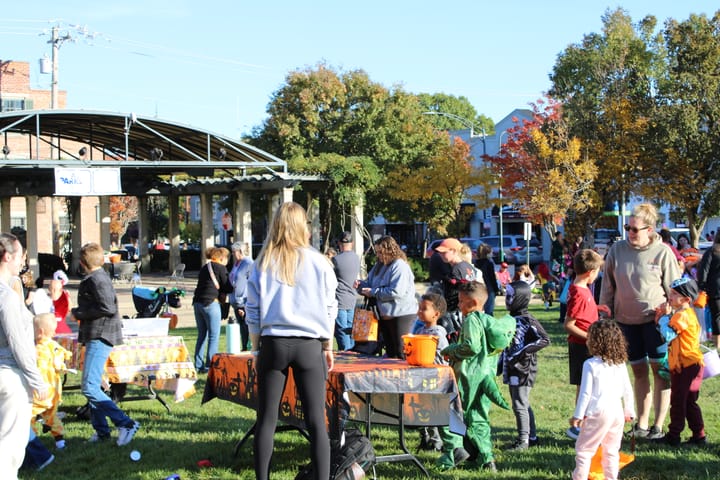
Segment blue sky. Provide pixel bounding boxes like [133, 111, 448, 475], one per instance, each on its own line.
[1, 1, 718, 139]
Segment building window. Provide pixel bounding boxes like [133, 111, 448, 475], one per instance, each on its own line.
[1, 98, 32, 112]
[10, 216, 25, 229]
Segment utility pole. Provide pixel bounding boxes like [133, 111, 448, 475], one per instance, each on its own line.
[47, 25, 73, 109]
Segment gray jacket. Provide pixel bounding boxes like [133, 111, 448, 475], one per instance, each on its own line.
[363, 259, 417, 318]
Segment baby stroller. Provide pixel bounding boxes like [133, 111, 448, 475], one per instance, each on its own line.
[131, 285, 184, 318]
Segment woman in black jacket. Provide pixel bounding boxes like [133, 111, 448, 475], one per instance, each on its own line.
[192, 247, 233, 373]
[475, 243, 501, 315]
[698, 231, 720, 349]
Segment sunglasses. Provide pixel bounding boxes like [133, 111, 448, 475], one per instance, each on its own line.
[624, 224, 650, 234]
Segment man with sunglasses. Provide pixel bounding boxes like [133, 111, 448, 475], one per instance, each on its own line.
[599, 203, 681, 440]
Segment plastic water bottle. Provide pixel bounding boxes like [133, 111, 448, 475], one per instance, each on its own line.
[226, 317, 240, 354]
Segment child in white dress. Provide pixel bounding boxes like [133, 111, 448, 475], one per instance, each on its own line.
[570, 319, 635, 480]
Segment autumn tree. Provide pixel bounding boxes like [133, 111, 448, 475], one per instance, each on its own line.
[387, 134, 482, 236]
[484, 98, 598, 239]
[109, 196, 138, 245]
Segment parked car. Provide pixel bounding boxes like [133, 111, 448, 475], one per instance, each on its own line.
[477, 235, 529, 265]
[593, 228, 621, 257]
[514, 238, 544, 265]
[668, 227, 713, 251]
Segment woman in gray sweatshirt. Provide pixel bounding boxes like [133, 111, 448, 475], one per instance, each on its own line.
[246, 202, 338, 480]
[358, 235, 418, 358]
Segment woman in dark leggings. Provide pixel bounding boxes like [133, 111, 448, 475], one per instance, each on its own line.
[245, 202, 338, 480]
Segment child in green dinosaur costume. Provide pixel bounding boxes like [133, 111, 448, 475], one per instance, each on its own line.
[441, 281, 511, 472]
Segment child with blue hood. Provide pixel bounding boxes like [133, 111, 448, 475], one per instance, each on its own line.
[501, 280, 551, 450]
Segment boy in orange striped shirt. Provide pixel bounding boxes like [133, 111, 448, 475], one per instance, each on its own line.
[653, 277, 705, 446]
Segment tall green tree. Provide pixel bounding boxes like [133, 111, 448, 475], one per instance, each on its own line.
[645, 12, 720, 244]
[549, 8, 662, 231]
[248, 63, 492, 240]
[550, 8, 720, 245]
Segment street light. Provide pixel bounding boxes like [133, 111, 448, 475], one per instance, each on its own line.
[423, 110, 488, 239]
[423, 111, 486, 154]
[496, 129, 510, 261]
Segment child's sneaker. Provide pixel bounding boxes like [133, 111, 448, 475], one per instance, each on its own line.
[55, 439, 66, 449]
[506, 439, 529, 451]
[646, 425, 664, 440]
[528, 436, 540, 447]
[566, 426, 580, 440]
[651, 434, 680, 447]
[453, 447, 470, 466]
[117, 421, 140, 446]
[685, 435, 707, 446]
[627, 423, 649, 439]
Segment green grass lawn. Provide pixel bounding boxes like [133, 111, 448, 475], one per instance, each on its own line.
[20, 305, 720, 479]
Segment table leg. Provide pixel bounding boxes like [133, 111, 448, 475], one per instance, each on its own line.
[114, 376, 171, 413]
[365, 393, 430, 478]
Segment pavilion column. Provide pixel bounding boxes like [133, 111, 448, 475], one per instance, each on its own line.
[138, 197, 150, 273]
[233, 191, 252, 255]
[25, 196, 40, 279]
[268, 187, 294, 220]
[1, 197, 10, 232]
[168, 195, 181, 273]
[352, 196, 365, 272]
[69, 197, 82, 275]
[99, 196, 111, 250]
[200, 193, 214, 266]
[306, 193, 320, 250]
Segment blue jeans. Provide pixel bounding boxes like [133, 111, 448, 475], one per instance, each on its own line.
[194, 301, 221, 371]
[334, 308, 355, 351]
[81, 339, 133, 437]
[484, 290, 496, 316]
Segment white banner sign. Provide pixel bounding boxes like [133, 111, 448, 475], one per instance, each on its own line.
[54, 168, 123, 196]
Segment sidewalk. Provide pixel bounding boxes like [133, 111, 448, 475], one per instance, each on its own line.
[61, 274, 534, 331]
[63, 272, 198, 329]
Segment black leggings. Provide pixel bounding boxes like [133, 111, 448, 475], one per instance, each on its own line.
[254, 336, 330, 480]
[379, 314, 416, 359]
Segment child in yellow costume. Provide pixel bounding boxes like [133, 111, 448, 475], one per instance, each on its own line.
[441, 281, 512, 472]
[32, 312, 72, 449]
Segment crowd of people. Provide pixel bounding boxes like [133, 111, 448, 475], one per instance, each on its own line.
[2, 199, 716, 479]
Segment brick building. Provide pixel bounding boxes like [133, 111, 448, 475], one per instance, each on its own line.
[1, 60, 99, 258]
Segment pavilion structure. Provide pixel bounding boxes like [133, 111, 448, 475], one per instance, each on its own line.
[0, 109, 353, 275]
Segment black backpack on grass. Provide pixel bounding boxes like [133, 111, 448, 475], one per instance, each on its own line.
[295, 428, 375, 480]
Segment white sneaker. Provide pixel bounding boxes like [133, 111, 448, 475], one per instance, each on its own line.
[55, 439, 66, 449]
[117, 421, 140, 446]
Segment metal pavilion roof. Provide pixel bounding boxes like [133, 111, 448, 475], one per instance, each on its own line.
[0, 109, 325, 197]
